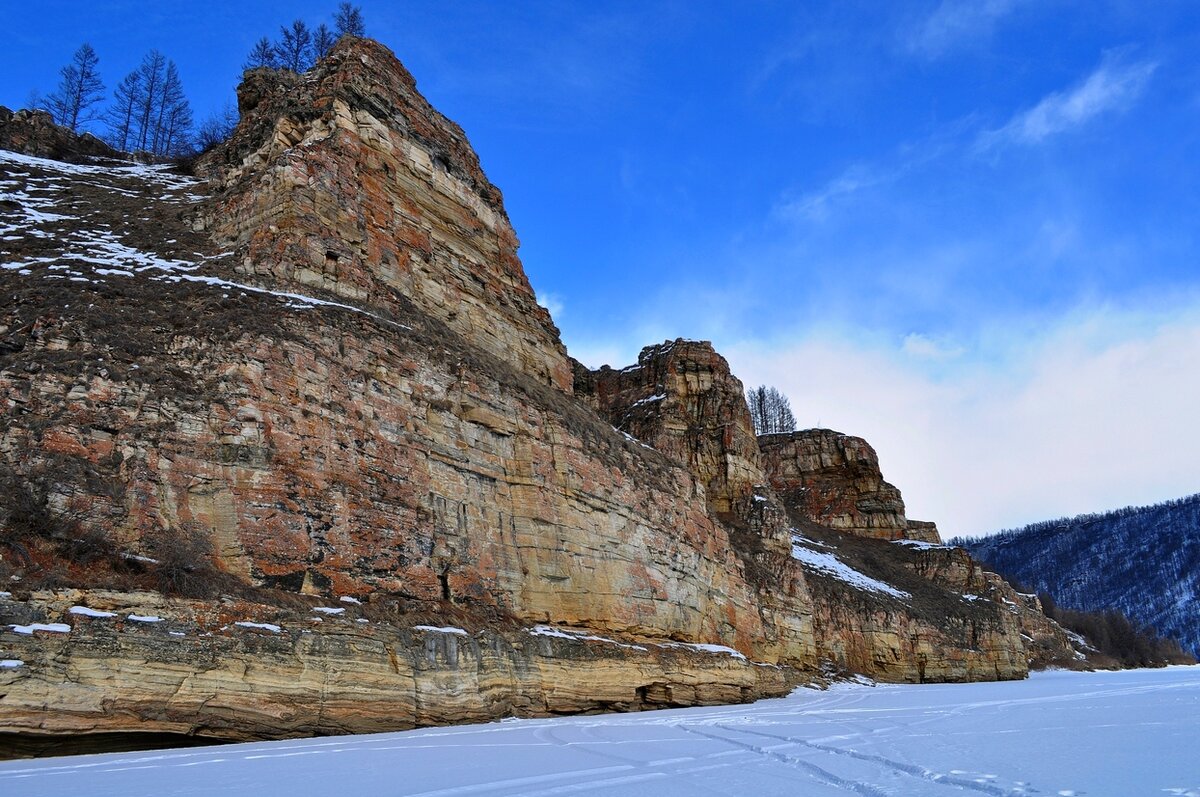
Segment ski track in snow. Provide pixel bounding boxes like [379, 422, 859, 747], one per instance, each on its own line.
[1, 667, 1197, 796]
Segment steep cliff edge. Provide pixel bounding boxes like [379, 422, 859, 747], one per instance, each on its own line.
[574, 343, 1075, 682]
[193, 42, 571, 393]
[0, 40, 803, 755]
[0, 38, 1072, 758]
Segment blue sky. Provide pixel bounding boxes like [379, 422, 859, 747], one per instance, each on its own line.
[5, 1, 1200, 535]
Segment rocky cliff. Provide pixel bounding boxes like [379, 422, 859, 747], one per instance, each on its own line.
[194, 46, 571, 393]
[756, 429, 1083, 677]
[573, 343, 1083, 682]
[0, 37, 1082, 758]
[759, 429, 940, 542]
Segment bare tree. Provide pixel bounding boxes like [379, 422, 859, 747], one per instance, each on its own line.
[276, 19, 314, 72]
[46, 43, 106, 131]
[334, 2, 366, 37]
[134, 50, 167, 152]
[24, 89, 48, 114]
[107, 51, 193, 157]
[244, 37, 279, 70]
[312, 23, 337, 60]
[150, 62, 188, 155]
[747, 385, 797, 436]
[195, 102, 238, 152]
[105, 71, 142, 151]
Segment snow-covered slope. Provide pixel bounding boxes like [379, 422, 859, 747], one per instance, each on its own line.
[962, 494, 1200, 656]
[2, 667, 1197, 796]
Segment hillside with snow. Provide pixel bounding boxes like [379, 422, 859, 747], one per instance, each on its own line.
[961, 494, 1200, 657]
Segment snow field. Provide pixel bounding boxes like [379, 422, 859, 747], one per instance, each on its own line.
[1, 667, 1196, 796]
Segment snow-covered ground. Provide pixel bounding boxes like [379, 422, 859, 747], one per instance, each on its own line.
[1, 667, 1196, 797]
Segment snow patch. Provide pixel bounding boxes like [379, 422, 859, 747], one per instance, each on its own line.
[528, 625, 649, 652]
[413, 625, 469, 636]
[312, 607, 345, 615]
[631, 393, 666, 407]
[339, 596, 362, 605]
[8, 623, 70, 635]
[792, 537, 909, 599]
[127, 614, 163, 623]
[0, 659, 24, 669]
[69, 606, 116, 618]
[655, 641, 747, 661]
[234, 622, 282, 633]
[891, 539, 948, 550]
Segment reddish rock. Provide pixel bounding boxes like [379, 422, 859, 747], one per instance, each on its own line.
[194, 39, 572, 393]
[577, 339, 767, 521]
[760, 428, 921, 541]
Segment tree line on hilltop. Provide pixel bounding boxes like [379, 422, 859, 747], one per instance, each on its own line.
[953, 493, 1200, 665]
[25, 3, 365, 159]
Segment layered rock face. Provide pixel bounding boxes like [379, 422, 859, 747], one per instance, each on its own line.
[575, 340, 816, 667]
[760, 429, 939, 542]
[576, 340, 767, 520]
[757, 431, 1076, 681]
[0, 589, 788, 756]
[0, 36, 1079, 757]
[0, 40, 814, 754]
[194, 41, 572, 392]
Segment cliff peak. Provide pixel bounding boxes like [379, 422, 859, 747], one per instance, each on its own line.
[197, 36, 572, 392]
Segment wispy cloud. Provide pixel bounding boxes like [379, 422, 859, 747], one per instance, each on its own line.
[773, 163, 888, 222]
[771, 120, 965, 223]
[978, 54, 1158, 149]
[908, 0, 1029, 57]
[902, 332, 965, 361]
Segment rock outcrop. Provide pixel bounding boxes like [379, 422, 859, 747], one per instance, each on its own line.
[0, 106, 120, 163]
[760, 429, 939, 542]
[576, 340, 765, 520]
[0, 40, 814, 754]
[575, 340, 817, 669]
[0, 589, 789, 757]
[0, 36, 1084, 758]
[757, 430, 1078, 680]
[193, 45, 571, 392]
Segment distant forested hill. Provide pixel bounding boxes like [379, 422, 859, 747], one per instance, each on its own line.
[958, 494, 1200, 657]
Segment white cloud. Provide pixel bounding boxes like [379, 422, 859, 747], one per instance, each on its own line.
[908, 0, 1029, 56]
[723, 298, 1200, 537]
[535, 289, 565, 321]
[902, 332, 965, 361]
[978, 55, 1158, 149]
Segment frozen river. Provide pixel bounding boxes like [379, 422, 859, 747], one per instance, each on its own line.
[2, 666, 1197, 796]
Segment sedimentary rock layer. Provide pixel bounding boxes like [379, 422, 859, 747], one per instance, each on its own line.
[0, 590, 791, 756]
[760, 429, 934, 541]
[195, 40, 572, 392]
